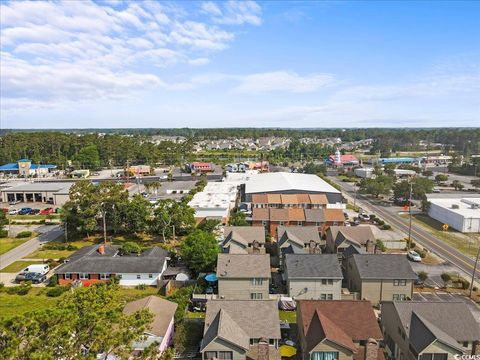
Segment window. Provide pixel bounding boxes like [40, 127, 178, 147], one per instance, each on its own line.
[136, 275, 141, 279]
[394, 279, 407, 286]
[327, 279, 333, 285]
[79, 273, 88, 280]
[65, 273, 71, 279]
[204, 352, 217, 360]
[322, 279, 327, 285]
[269, 339, 275, 346]
[218, 352, 232, 360]
[148, 274, 153, 279]
[250, 293, 263, 300]
[250, 339, 259, 345]
[297, 221, 303, 226]
[311, 352, 339, 360]
[262, 220, 268, 226]
[320, 294, 326, 300]
[327, 294, 333, 300]
[100, 273, 110, 280]
[279, 221, 285, 226]
[393, 294, 406, 301]
[252, 278, 263, 285]
[118, 274, 122, 279]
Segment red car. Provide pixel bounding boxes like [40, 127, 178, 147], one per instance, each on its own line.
[1, 208, 8, 214]
[40, 208, 54, 215]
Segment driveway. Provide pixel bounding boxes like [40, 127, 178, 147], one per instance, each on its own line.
[0, 271, 54, 287]
[0, 225, 63, 270]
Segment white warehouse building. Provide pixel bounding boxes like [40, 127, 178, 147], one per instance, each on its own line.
[427, 196, 480, 233]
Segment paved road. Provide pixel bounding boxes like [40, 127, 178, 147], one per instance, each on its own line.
[0, 225, 63, 270]
[330, 177, 480, 282]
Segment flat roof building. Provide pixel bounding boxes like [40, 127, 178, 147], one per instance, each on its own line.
[427, 195, 480, 233]
[1, 181, 73, 205]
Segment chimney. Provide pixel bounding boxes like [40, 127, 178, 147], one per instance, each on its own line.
[472, 341, 480, 356]
[365, 240, 375, 254]
[257, 338, 269, 360]
[365, 338, 379, 360]
[98, 245, 105, 255]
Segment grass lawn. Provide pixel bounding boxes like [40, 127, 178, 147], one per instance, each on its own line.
[279, 310, 297, 323]
[117, 287, 160, 302]
[407, 214, 480, 258]
[186, 311, 205, 319]
[0, 238, 27, 255]
[0, 260, 41, 272]
[25, 239, 95, 259]
[0, 287, 58, 319]
[8, 214, 61, 221]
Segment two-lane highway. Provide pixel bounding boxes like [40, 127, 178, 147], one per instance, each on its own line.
[330, 177, 479, 282]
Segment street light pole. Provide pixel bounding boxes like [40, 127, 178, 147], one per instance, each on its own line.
[102, 206, 107, 245]
[407, 180, 413, 249]
[470, 239, 480, 298]
[353, 183, 357, 208]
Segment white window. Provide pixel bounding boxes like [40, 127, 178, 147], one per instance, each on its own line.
[148, 274, 153, 279]
[297, 221, 303, 226]
[320, 294, 327, 300]
[250, 293, 263, 300]
[393, 294, 406, 301]
[327, 294, 333, 300]
[100, 274, 110, 280]
[79, 273, 88, 280]
[65, 273, 71, 279]
[136, 275, 141, 279]
[118, 274, 122, 279]
[394, 279, 407, 286]
[262, 220, 268, 226]
[251, 278, 263, 285]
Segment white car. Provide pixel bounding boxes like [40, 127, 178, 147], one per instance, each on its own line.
[407, 250, 422, 262]
[358, 213, 370, 221]
[8, 209, 19, 215]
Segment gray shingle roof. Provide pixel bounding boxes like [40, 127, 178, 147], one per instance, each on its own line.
[216, 254, 271, 279]
[329, 226, 375, 247]
[388, 301, 480, 342]
[278, 226, 321, 248]
[202, 300, 281, 350]
[352, 254, 417, 279]
[56, 244, 168, 274]
[223, 226, 265, 247]
[285, 254, 343, 279]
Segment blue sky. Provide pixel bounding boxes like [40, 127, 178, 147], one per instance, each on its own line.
[1, 0, 479, 129]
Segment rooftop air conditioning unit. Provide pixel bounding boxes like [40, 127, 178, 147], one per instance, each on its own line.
[451, 204, 460, 209]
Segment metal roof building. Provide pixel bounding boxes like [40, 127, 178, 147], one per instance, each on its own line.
[427, 195, 480, 233]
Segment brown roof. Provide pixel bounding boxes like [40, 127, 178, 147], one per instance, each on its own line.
[323, 208, 345, 222]
[288, 208, 305, 221]
[297, 194, 311, 204]
[252, 208, 270, 221]
[216, 254, 271, 279]
[299, 300, 383, 342]
[267, 194, 281, 203]
[224, 226, 266, 246]
[123, 296, 178, 337]
[328, 226, 376, 246]
[308, 194, 328, 205]
[252, 194, 268, 204]
[269, 208, 289, 221]
[280, 194, 298, 204]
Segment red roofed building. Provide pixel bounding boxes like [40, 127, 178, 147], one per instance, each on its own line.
[188, 162, 214, 173]
[326, 150, 359, 168]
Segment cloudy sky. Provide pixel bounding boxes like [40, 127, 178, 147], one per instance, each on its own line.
[1, 0, 479, 129]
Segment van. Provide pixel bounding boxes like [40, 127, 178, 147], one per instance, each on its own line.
[23, 264, 50, 275]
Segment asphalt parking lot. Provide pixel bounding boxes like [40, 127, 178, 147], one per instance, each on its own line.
[413, 291, 480, 324]
[410, 261, 462, 288]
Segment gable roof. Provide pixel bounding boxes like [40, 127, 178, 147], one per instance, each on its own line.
[306, 309, 356, 353]
[288, 208, 306, 221]
[123, 296, 177, 338]
[223, 226, 265, 247]
[328, 226, 376, 247]
[304, 209, 324, 223]
[245, 172, 341, 195]
[56, 244, 169, 274]
[308, 194, 329, 205]
[388, 301, 480, 342]
[270, 208, 289, 222]
[286, 254, 343, 279]
[322, 209, 345, 222]
[202, 300, 281, 350]
[299, 300, 383, 342]
[351, 254, 417, 280]
[278, 226, 321, 248]
[216, 254, 271, 279]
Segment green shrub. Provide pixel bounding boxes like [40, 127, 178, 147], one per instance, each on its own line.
[0, 282, 4, 292]
[47, 275, 58, 287]
[460, 279, 470, 290]
[375, 240, 387, 252]
[409, 241, 416, 248]
[16, 231, 32, 238]
[377, 219, 385, 226]
[0, 229, 8, 238]
[381, 224, 391, 230]
[136, 284, 147, 290]
[417, 271, 428, 282]
[43, 242, 78, 251]
[46, 286, 70, 297]
[7, 283, 31, 295]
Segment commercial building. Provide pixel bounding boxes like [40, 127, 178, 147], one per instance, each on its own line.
[244, 172, 342, 204]
[427, 196, 480, 233]
[0, 181, 73, 205]
[325, 150, 359, 167]
[0, 159, 57, 177]
[354, 167, 374, 179]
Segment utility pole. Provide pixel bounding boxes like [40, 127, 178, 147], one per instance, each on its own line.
[102, 204, 107, 245]
[353, 183, 357, 208]
[64, 219, 68, 242]
[407, 180, 413, 249]
[470, 238, 480, 298]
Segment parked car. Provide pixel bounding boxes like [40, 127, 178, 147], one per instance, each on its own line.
[40, 207, 54, 215]
[358, 213, 370, 221]
[23, 264, 50, 275]
[25, 272, 46, 284]
[30, 209, 41, 215]
[9, 200, 21, 205]
[8, 209, 19, 215]
[18, 208, 33, 215]
[1, 208, 8, 213]
[407, 250, 422, 262]
[15, 272, 29, 283]
[432, 188, 441, 193]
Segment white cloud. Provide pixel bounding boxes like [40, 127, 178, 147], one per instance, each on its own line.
[202, 0, 262, 26]
[201, 2, 223, 17]
[1, 0, 262, 110]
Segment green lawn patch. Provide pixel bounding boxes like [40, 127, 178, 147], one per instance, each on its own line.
[279, 310, 297, 323]
[117, 287, 160, 303]
[186, 311, 205, 319]
[7, 214, 60, 221]
[25, 239, 96, 259]
[0, 238, 27, 255]
[0, 288, 58, 320]
[0, 260, 41, 273]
